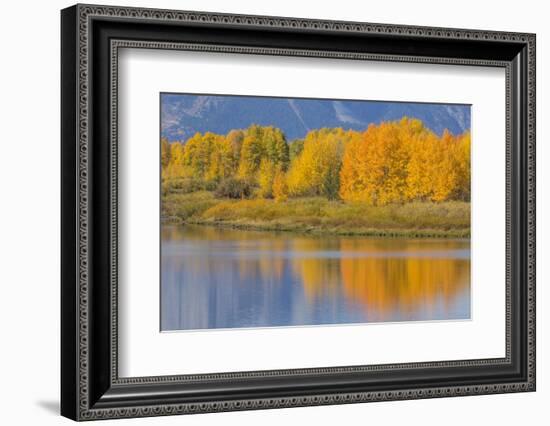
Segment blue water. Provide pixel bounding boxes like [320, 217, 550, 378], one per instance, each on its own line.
[161, 225, 471, 331]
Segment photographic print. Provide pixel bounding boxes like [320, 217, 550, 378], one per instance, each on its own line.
[160, 93, 471, 331]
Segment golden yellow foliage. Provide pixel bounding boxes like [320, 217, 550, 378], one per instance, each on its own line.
[340, 118, 470, 204]
[257, 159, 276, 198]
[272, 167, 289, 202]
[287, 128, 349, 199]
[237, 125, 289, 180]
[162, 119, 470, 204]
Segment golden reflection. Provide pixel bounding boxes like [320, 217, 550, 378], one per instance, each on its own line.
[258, 238, 285, 282]
[290, 238, 342, 298]
[338, 239, 469, 320]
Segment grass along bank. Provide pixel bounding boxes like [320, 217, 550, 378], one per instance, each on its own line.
[162, 191, 470, 238]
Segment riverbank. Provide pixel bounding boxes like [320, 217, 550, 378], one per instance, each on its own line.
[161, 191, 470, 238]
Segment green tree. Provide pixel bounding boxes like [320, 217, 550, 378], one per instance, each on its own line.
[226, 129, 245, 171]
[237, 125, 289, 181]
[238, 125, 265, 179]
[263, 127, 289, 170]
[182, 133, 210, 178]
[289, 139, 304, 161]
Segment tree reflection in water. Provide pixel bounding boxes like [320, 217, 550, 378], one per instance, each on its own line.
[161, 226, 470, 331]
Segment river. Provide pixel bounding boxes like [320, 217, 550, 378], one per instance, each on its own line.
[161, 225, 470, 331]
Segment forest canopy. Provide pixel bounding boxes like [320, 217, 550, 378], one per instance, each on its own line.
[161, 117, 470, 206]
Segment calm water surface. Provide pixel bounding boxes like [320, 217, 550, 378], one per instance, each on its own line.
[161, 225, 470, 331]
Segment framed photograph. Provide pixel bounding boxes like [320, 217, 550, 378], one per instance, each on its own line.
[61, 4, 536, 421]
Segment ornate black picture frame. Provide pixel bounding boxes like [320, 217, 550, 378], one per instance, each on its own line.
[61, 3, 536, 421]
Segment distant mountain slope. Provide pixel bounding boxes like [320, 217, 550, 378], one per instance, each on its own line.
[161, 94, 471, 142]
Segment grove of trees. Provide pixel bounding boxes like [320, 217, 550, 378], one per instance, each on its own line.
[162, 117, 470, 205]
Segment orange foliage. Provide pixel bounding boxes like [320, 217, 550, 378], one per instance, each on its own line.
[338, 239, 470, 320]
[162, 118, 470, 204]
[340, 118, 470, 204]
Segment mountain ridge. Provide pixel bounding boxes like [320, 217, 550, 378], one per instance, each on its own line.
[161, 94, 471, 142]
